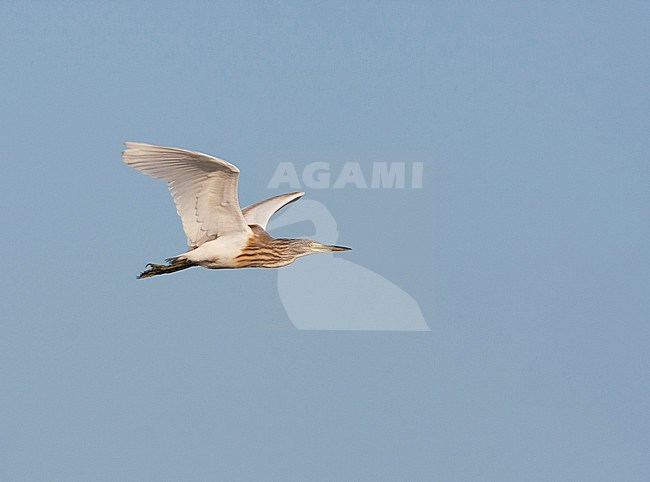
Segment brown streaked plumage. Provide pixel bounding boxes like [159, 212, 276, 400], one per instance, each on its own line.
[122, 142, 351, 278]
[234, 225, 350, 268]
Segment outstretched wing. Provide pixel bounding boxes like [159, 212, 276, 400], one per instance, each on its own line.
[122, 142, 251, 247]
[242, 192, 304, 229]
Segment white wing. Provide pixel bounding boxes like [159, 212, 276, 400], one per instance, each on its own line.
[122, 142, 251, 247]
[242, 192, 304, 229]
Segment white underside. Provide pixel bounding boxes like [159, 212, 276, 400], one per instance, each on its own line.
[178, 231, 250, 269]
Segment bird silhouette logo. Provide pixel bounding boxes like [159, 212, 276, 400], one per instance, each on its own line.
[269, 200, 430, 331]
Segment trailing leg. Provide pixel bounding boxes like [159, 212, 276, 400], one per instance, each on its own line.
[137, 258, 195, 279]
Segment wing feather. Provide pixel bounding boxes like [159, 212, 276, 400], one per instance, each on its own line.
[122, 142, 251, 246]
[241, 192, 304, 229]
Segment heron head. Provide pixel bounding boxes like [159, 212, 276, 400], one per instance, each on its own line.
[290, 239, 351, 257]
[308, 240, 351, 253]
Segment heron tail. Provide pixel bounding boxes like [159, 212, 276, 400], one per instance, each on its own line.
[137, 258, 195, 279]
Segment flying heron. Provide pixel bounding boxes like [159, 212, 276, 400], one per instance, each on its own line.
[122, 142, 351, 279]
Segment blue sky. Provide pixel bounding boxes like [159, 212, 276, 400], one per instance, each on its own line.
[1, 1, 648, 480]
